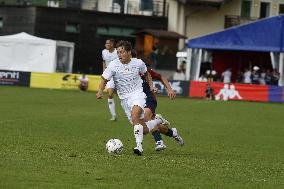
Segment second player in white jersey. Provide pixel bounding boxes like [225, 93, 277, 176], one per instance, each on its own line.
[102, 39, 119, 121]
[102, 49, 118, 67]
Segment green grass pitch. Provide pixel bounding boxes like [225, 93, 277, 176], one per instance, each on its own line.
[0, 86, 284, 189]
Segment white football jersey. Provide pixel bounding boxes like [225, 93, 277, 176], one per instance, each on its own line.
[102, 49, 118, 67]
[102, 58, 147, 99]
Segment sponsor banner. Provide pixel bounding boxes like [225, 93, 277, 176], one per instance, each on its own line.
[30, 72, 102, 91]
[190, 81, 269, 102]
[268, 86, 284, 103]
[153, 80, 190, 97]
[0, 70, 30, 86]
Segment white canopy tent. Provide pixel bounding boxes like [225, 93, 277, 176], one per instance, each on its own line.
[0, 32, 74, 73]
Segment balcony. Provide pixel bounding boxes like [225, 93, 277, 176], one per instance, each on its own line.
[0, 0, 168, 17]
[225, 15, 258, 28]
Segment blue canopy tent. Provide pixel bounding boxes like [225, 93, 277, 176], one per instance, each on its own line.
[185, 15, 284, 86]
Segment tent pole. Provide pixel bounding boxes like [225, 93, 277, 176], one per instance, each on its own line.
[270, 52, 275, 69]
[186, 48, 192, 80]
[195, 49, 202, 81]
[279, 53, 284, 86]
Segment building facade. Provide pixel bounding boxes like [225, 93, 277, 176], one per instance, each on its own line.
[168, 0, 284, 48]
[0, 4, 167, 74]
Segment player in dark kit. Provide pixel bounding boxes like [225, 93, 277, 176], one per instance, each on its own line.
[131, 50, 184, 151]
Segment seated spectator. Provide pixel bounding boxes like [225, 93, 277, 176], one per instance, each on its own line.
[206, 69, 217, 82]
[180, 60, 186, 73]
[259, 68, 266, 85]
[79, 74, 89, 91]
[251, 66, 260, 84]
[205, 83, 214, 100]
[271, 69, 280, 85]
[265, 69, 273, 85]
[173, 69, 186, 80]
[236, 71, 243, 83]
[198, 74, 208, 82]
[211, 70, 217, 81]
[221, 68, 232, 84]
[243, 68, 252, 84]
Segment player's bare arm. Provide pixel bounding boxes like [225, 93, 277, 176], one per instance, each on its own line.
[145, 71, 158, 93]
[161, 76, 176, 100]
[102, 61, 106, 71]
[96, 77, 108, 99]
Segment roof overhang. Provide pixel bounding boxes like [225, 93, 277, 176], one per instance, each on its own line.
[134, 29, 187, 39]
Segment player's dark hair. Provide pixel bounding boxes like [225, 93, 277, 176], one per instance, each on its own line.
[107, 38, 115, 45]
[116, 40, 132, 52]
[131, 49, 137, 57]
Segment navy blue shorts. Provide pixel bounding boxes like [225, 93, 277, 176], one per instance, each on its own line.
[145, 96, 157, 114]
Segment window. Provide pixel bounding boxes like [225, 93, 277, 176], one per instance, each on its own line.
[279, 4, 284, 14]
[140, 0, 153, 11]
[97, 26, 135, 37]
[241, 0, 251, 18]
[65, 23, 80, 33]
[0, 17, 3, 31]
[260, 2, 270, 18]
[112, 0, 124, 13]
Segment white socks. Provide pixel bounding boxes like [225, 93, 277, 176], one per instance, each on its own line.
[108, 98, 116, 117]
[145, 118, 162, 132]
[134, 124, 143, 148]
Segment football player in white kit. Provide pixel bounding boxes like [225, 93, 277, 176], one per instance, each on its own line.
[102, 39, 119, 121]
[96, 40, 164, 155]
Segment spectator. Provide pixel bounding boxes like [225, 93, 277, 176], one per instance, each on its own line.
[206, 69, 217, 82]
[251, 66, 260, 84]
[265, 69, 273, 85]
[259, 68, 266, 85]
[180, 60, 186, 73]
[236, 71, 243, 83]
[205, 83, 214, 100]
[173, 69, 186, 80]
[198, 74, 208, 82]
[243, 68, 252, 84]
[271, 68, 280, 85]
[78, 74, 89, 91]
[150, 46, 158, 69]
[211, 70, 217, 81]
[221, 68, 232, 84]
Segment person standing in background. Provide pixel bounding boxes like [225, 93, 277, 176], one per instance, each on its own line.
[102, 39, 118, 121]
[78, 74, 89, 91]
[221, 68, 232, 84]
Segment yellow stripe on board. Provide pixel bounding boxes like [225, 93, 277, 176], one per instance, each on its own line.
[30, 72, 102, 91]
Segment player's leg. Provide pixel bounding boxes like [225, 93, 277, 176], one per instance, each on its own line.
[131, 105, 147, 155]
[144, 98, 166, 151]
[144, 108, 166, 151]
[106, 79, 116, 121]
[120, 98, 144, 155]
[130, 93, 163, 155]
[155, 114, 184, 146]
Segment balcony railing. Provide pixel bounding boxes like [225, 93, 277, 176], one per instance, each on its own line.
[0, 0, 168, 17]
[225, 15, 258, 28]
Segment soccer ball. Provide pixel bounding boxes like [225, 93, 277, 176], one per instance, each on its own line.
[106, 139, 123, 155]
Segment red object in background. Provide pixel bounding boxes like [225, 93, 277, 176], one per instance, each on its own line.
[190, 81, 269, 102]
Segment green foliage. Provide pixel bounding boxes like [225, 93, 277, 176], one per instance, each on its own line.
[0, 86, 284, 189]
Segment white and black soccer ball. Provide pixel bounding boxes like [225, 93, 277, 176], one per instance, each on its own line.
[106, 139, 123, 155]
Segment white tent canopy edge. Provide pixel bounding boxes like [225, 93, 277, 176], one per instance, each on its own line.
[0, 32, 74, 73]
